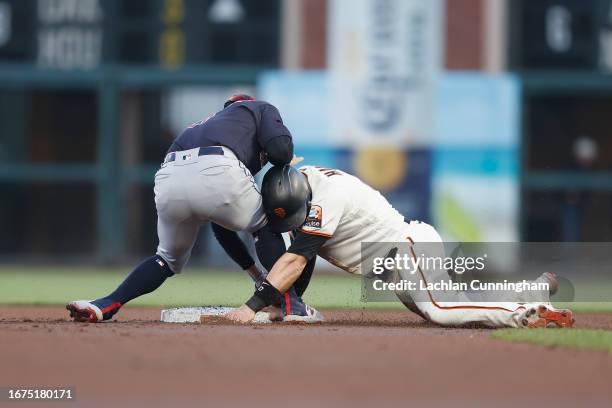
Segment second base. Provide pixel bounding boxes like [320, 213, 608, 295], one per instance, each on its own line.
[160, 306, 274, 324]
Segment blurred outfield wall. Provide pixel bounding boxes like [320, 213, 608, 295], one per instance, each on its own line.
[4, 0, 612, 264]
[259, 71, 521, 243]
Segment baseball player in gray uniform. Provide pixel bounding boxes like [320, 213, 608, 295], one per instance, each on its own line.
[67, 95, 322, 323]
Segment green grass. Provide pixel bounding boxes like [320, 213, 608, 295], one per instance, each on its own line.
[0, 266, 394, 309]
[552, 302, 612, 314]
[7, 266, 612, 354]
[492, 329, 612, 354]
[0, 267, 611, 312]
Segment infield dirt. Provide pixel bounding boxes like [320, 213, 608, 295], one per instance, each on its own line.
[1, 306, 611, 408]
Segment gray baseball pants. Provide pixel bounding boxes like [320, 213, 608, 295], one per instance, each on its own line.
[153, 146, 266, 273]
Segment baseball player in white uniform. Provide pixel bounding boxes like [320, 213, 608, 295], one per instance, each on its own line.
[226, 165, 574, 329]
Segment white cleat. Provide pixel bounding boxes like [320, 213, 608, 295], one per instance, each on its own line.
[283, 304, 325, 323]
[66, 300, 103, 323]
[518, 304, 575, 328]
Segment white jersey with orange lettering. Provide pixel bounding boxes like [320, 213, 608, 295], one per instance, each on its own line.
[295, 165, 559, 329]
[297, 165, 409, 274]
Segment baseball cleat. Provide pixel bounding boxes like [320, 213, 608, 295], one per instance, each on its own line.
[283, 303, 325, 323]
[279, 290, 324, 323]
[66, 299, 121, 323]
[520, 304, 574, 328]
[278, 288, 324, 323]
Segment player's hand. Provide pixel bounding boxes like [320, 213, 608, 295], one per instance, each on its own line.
[290, 155, 304, 166]
[262, 305, 284, 321]
[225, 304, 256, 323]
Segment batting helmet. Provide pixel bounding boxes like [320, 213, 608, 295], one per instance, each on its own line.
[261, 165, 311, 233]
[224, 94, 256, 108]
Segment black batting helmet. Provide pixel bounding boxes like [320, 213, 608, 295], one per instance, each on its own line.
[224, 94, 256, 108]
[262, 165, 311, 233]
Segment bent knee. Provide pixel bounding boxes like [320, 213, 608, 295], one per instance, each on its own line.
[156, 249, 188, 274]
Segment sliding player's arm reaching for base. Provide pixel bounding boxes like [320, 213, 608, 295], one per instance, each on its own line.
[226, 233, 325, 323]
[226, 165, 332, 323]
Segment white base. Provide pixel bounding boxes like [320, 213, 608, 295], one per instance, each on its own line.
[160, 306, 273, 324]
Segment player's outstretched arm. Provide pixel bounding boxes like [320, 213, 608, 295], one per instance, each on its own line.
[258, 104, 294, 166]
[225, 252, 308, 323]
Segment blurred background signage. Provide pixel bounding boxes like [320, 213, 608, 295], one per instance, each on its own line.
[1, 0, 612, 263]
[328, 0, 442, 147]
[0, 0, 280, 68]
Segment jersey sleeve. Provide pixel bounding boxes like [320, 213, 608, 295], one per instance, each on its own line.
[257, 103, 292, 147]
[297, 187, 344, 238]
[264, 135, 293, 165]
[287, 231, 329, 260]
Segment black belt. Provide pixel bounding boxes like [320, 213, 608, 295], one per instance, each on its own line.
[164, 146, 224, 163]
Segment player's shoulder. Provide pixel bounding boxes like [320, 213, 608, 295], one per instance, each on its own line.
[299, 165, 349, 187]
[298, 165, 331, 187]
[300, 166, 348, 207]
[298, 165, 343, 176]
[234, 99, 275, 112]
[298, 165, 316, 175]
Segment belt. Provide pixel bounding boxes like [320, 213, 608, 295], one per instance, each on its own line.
[164, 146, 224, 164]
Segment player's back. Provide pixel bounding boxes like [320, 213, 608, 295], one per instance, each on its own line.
[168, 101, 287, 175]
[299, 166, 405, 274]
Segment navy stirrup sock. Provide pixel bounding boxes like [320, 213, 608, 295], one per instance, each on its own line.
[95, 255, 174, 308]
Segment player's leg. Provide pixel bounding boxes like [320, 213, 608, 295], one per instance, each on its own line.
[67, 255, 176, 323]
[281, 256, 324, 322]
[250, 223, 322, 321]
[67, 164, 200, 322]
[195, 153, 285, 273]
[398, 222, 573, 328]
[252, 224, 284, 271]
[67, 215, 199, 322]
